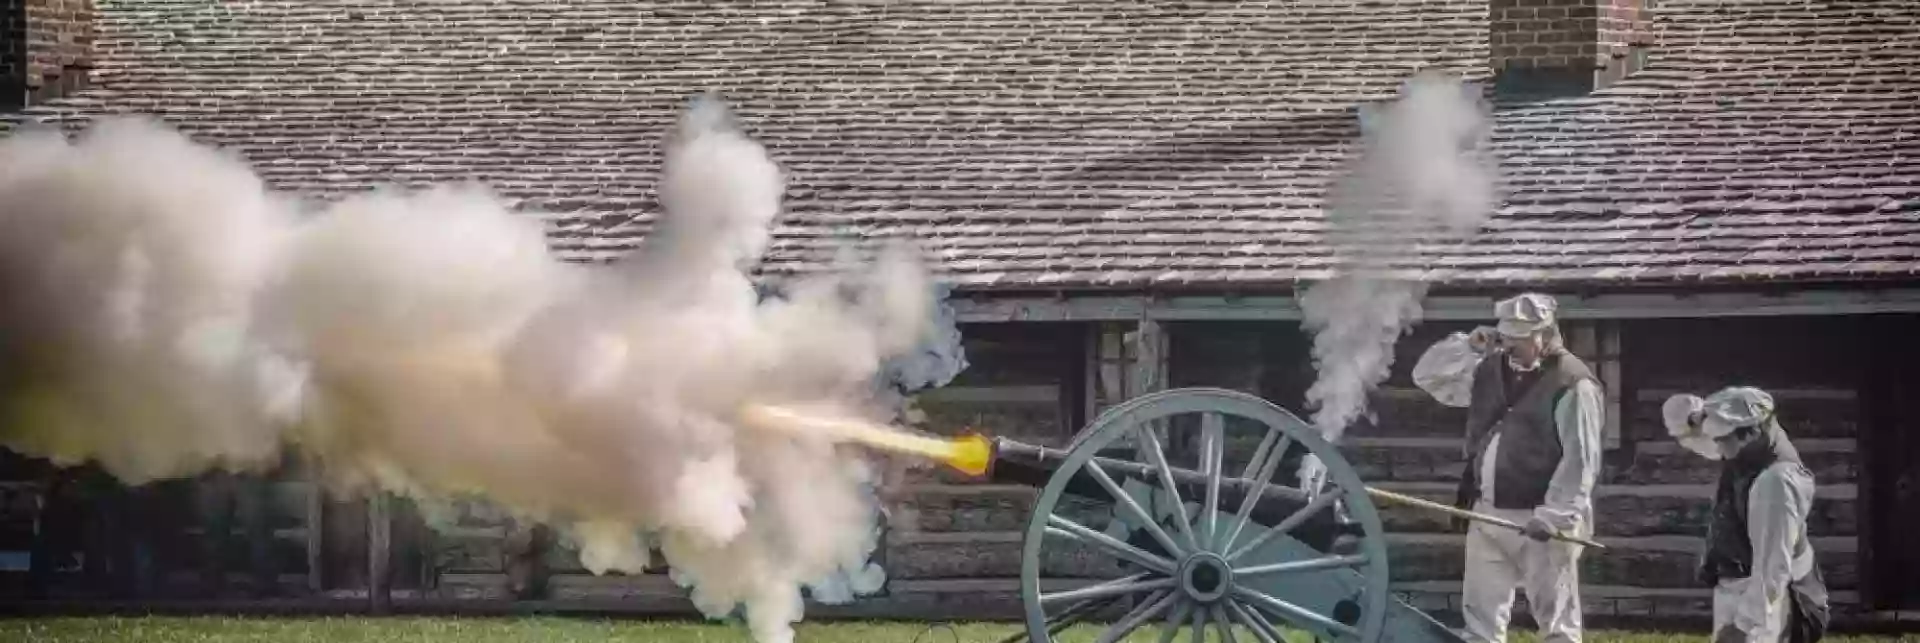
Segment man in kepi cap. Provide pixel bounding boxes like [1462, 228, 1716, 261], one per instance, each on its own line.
[1413, 293, 1604, 643]
[1664, 387, 1830, 643]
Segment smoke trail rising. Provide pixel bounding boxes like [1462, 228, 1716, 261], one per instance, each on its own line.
[1298, 71, 1498, 443]
[0, 95, 967, 643]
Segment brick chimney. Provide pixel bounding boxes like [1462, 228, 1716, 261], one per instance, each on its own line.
[1490, 0, 1651, 99]
[2, 0, 95, 111]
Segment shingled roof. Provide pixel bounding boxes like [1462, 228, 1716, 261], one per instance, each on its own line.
[7, 0, 1919, 290]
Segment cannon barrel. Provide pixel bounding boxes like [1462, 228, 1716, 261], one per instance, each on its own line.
[977, 436, 1361, 553]
[748, 390, 1476, 642]
[966, 434, 1604, 552]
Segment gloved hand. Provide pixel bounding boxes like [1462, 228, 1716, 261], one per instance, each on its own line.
[1297, 453, 1328, 499]
[1713, 625, 1748, 643]
[1522, 516, 1556, 542]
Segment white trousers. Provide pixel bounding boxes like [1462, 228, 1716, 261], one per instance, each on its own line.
[1461, 504, 1586, 643]
[1713, 578, 1790, 643]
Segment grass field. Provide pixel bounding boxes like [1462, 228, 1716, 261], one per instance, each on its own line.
[1, 617, 1917, 643]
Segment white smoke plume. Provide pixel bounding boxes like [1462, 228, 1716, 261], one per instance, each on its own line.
[0, 95, 967, 643]
[1298, 71, 1498, 442]
[0, 118, 299, 483]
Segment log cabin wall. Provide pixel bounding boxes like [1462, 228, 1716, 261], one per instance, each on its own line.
[1159, 317, 1881, 620]
[426, 321, 1108, 608]
[1610, 315, 1888, 616]
[882, 321, 1109, 614]
[0, 314, 1901, 620]
[0, 451, 318, 600]
[1856, 313, 1920, 611]
[1163, 320, 1489, 616]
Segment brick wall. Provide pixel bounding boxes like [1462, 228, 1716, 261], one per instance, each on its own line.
[1492, 0, 1649, 70]
[1491, 0, 1651, 96]
[1, 1, 18, 107]
[1, 0, 93, 110]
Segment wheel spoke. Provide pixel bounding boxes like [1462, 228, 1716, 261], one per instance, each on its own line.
[1232, 585, 1360, 640]
[1226, 486, 1342, 563]
[1083, 459, 1187, 558]
[1048, 596, 1122, 638]
[1047, 514, 1177, 574]
[1029, 391, 1389, 643]
[1040, 573, 1174, 605]
[1003, 595, 1121, 643]
[1094, 589, 1180, 643]
[1133, 422, 1200, 552]
[1158, 600, 1193, 643]
[1221, 429, 1290, 553]
[1200, 412, 1225, 548]
[1234, 554, 1370, 578]
[1226, 600, 1282, 643]
[1211, 606, 1240, 643]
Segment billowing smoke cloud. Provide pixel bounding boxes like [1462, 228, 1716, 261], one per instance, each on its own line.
[0, 95, 965, 643]
[0, 118, 301, 483]
[1298, 71, 1497, 442]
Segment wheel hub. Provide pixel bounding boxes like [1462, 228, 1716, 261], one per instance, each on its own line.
[1177, 552, 1233, 604]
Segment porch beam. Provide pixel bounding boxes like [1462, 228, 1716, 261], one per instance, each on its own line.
[952, 288, 1920, 323]
[368, 493, 392, 615]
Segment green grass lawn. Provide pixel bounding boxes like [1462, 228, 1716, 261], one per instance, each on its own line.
[1, 617, 1916, 643]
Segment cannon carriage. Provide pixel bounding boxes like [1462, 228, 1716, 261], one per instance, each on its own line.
[960, 387, 1467, 643]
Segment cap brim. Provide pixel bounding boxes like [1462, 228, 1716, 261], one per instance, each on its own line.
[1679, 436, 1723, 460]
[1700, 416, 1739, 439]
[1496, 319, 1548, 337]
[1661, 395, 1704, 437]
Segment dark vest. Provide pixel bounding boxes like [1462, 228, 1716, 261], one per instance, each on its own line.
[1700, 422, 1830, 643]
[1703, 421, 1804, 583]
[1461, 350, 1595, 510]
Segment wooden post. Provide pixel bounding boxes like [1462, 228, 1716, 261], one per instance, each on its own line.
[1598, 321, 1624, 449]
[1082, 321, 1138, 429]
[1082, 325, 1101, 424]
[1130, 318, 1168, 397]
[1098, 322, 1131, 410]
[367, 492, 391, 615]
[304, 463, 325, 593]
[1568, 320, 1624, 449]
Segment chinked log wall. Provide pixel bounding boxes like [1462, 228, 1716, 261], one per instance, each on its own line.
[886, 394, 1860, 619]
[106, 317, 1860, 620]
[871, 319, 1867, 620]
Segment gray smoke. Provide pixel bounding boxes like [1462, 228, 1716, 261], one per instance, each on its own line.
[0, 96, 967, 643]
[1299, 71, 1497, 442]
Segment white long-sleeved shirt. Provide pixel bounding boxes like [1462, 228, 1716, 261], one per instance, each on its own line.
[1715, 460, 1817, 643]
[1411, 332, 1605, 537]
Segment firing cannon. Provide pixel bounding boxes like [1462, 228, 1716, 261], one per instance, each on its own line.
[749, 387, 1599, 643]
[936, 387, 1468, 643]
